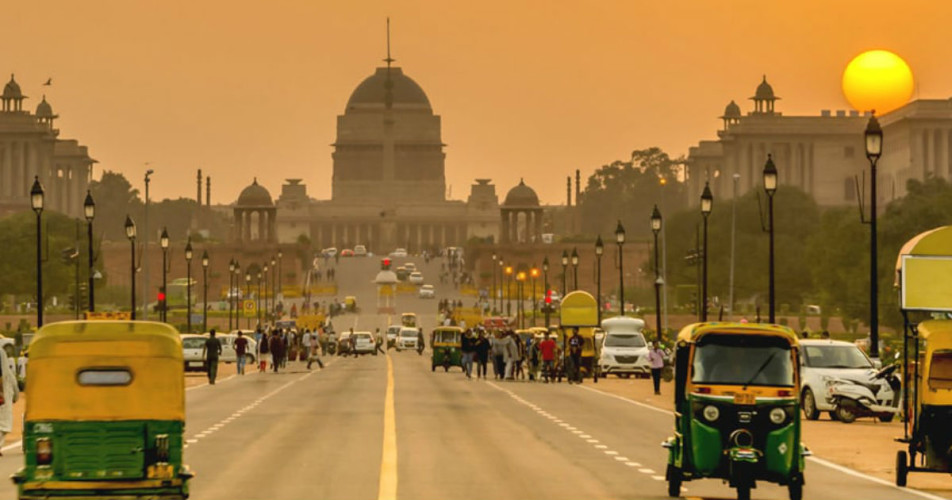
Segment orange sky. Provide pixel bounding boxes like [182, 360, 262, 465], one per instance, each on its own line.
[5, 1, 951, 205]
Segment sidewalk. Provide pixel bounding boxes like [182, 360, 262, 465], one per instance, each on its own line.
[589, 376, 952, 495]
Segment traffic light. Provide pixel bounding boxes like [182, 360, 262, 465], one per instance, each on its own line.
[545, 288, 553, 305]
[157, 287, 167, 313]
[381, 258, 392, 270]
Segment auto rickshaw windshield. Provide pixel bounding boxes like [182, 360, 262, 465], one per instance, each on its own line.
[691, 334, 795, 387]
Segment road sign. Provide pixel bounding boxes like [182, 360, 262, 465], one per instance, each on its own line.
[243, 300, 256, 317]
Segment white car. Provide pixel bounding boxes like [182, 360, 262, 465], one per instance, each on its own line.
[598, 317, 651, 378]
[219, 332, 258, 364]
[408, 272, 424, 285]
[386, 325, 401, 347]
[799, 339, 878, 420]
[354, 245, 368, 256]
[404, 262, 417, 272]
[390, 248, 408, 258]
[396, 328, 419, 350]
[323, 247, 338, 258]
[418, 284, 435, 299]
[182, 333, 256, 372]
[182, 334, 209, 372]
[352, 331, 377, 355]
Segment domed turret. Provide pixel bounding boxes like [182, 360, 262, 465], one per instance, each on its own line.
[750, 75, 780, 115]
[236, 178, 273, 206]
[723, 100, 741, 119]
[1, 74, 26, 112]
[754, 75, 775, 100]
[503, 179, 540, 207]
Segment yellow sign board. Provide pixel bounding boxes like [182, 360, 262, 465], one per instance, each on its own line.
[243, 300, 257, 317]
[901, 255, 952, 312]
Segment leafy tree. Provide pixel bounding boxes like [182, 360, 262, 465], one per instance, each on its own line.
[89, 170, 143, 241]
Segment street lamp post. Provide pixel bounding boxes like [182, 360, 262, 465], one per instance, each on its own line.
[571, 248, 579, 291]
[244, 272, 251, 329]
[700, 182, 713, 321]
[160, 228, 169, 322]
[594, 237, 603, 324]
[615, 221, 626, 316]
[84, 191, 95, 312]
[124, 216, 137, 320]
[763, 155, 778, 323]
[561, 250, 568, 296]
[234, 262, 242, 329]
[228, 259, 235, 330]
[865, 115, 883, 359]
[530, 267, 540, 327]
[256, 272, 263, 327]
[516, 271, 526, 329]
[185, 239, 193, 333]
[202, 251, 209, 333]
[31, 177, 44, 327]
[277, 251, 283, 314]
[263, 264, 269, 324]
[491, 253, 497, 314]
[270, 256, 277, 320]
[504, 265, 513, 317]
[143, 169, 153, 320]
[651, 206, 663, 339]
[497, 258, 504, 315]
[542, 257, 550, 328]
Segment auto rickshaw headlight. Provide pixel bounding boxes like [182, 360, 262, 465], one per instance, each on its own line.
[702, 405, 720, 422]
[769, 407, 787, 425]
[36, 437, 52, 465]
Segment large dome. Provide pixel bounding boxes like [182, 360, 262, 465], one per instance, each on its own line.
[504, 179, 540, 207]
[346, 67, 431, 111]
[236, 178, 273, 206]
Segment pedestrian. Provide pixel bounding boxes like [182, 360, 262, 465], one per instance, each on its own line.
[270, 330, 286, 373]
[234, 331, 249, 375]
[528, 337, 540, 381]
[375, 328, 386, 355]
[503, 331, 517, 380]
[202, 329, 223, 384]
[474, 330, 490, 379]
[648, 341, 665, 395]
[491, 331, 506, 379]
[259, 330, 271, 372]
[514, 334, 526, 380]
[307, 329, 324, 370]
[416, 329, 425, 356]
[461, 329, 475, 378]
[0, 345, 19, 452]
[539, 333, 558, 383]
[568, 328, 583, 384]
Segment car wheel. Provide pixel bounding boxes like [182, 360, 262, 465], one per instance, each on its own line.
[802, 388, 820, 420]
[620, 373, 631, 379]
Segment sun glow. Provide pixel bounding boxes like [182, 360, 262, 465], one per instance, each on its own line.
[842, 50, 914, 115]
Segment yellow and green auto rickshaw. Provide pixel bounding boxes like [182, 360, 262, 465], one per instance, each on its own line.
[558, 291, 600, 382]
[401, 313, 418, 328]
[431, 326, 464, 372]
[12, 321, 192, 500]
[663, 322, 807, 500]
[894, 225, 952, 486]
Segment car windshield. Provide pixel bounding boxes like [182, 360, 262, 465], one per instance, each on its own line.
[803, 344, 872, 369]
[604, 334, 646, 348]
[401, 330, 417, 337]
[691, 334, 794, 387]
[355, 334, 372, 340]
[182, 337, 205, 348]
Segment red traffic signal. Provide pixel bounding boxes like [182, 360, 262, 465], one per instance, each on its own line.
[157, 292, 166, 302]
[545, 289, 552, 304]
[381, 258, 392, 270]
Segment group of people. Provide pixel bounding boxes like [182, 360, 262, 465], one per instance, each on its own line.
[450, 328, 570, 383]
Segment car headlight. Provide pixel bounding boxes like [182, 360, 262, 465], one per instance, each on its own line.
[702, 405, 719, 422]
[769, 407, 787, 424]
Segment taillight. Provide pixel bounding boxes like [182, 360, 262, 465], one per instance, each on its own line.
[36, 437, 52, 465]
[155, 434, 170, 462]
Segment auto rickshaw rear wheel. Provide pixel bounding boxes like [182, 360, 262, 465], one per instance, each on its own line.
[896, 450, 908, 486]
[788, 480, 802, 500]
[736, 484, 751, 500]
[665, 465, 682, 497]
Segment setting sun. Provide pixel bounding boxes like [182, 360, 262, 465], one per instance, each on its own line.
[842, 49, 914, 114]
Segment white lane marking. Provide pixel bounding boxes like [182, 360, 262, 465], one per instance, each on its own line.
[604, 450, 619, 455]
[651, 475, 665, 481]
[586, 439, 599, 443]
[625, 462, 641, 467]
[185, 373, 239, 392]
[579, 434, 591, 438]
[1, 440, 22, 452]
[615, 456, 629, 461]
[595, 444, 608, 449]
[638, 468, 655, 474]
[186, 439, 198, 444]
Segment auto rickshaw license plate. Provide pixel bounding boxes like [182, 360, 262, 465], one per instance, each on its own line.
[733, 393, 756, 405]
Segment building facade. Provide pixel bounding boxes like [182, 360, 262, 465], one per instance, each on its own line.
[0, 75, 95, 218]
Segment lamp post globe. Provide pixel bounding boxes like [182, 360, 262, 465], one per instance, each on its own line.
[124, 215, 137, 319]
[763, 154, 778, 323]
[84, 190, 96, 313]
[700, 182, 713, 321]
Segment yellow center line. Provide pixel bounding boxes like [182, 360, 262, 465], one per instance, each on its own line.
[378, 353, 398, 500]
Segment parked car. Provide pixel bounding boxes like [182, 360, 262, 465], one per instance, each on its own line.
[799, 338, 878, 420]
[182, 334, 209, 372]
[341, 249, 355, 257]
[354, 244, 368, 256]
[352, 331, 377, 355]
[404, 262, 417, 272]
[386, 325, 401, 348]
[219, 331, 257, 364]
[323, 247, 338, 258]
[408, 271, 424, 285]
[598, 317, 650, 378]
[396, 328, 419, 350]
[390, 248, 408, 258]
[418, 284, 436, 299]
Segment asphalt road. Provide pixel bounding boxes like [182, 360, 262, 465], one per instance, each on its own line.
[0, 257, 948, 499]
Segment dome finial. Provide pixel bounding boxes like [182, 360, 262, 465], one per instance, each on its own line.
[253, 177, 258, 185]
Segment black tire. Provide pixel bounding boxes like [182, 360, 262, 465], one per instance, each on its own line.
[896, 450, 908, 487]
[878, 413, 895, 423]
[802, 388, 820, 420]
[834, 401, 858, 424]
[443, 366, 449, 372]
[788, 480, 803, 500]
[829, 411, 839, 421]
[431, 364, 436, 372]
[736, 485, 751, 500]
[666, 464, 682, 497]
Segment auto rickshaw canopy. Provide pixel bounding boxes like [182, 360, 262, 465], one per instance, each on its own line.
[559, 291, 598, 327]
[895, 226, 952, 312]
[916, 320, 952, 405]
[676, 321, 800, 347]
[432, 326, 463, 345]
[401, 313, 418, 327]
[26, 321, 185, 422]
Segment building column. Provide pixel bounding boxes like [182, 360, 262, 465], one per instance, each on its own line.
[500, 210, 509, 244]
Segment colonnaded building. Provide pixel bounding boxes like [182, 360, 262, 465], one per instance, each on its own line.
[0, 75, 95, 218]
[685, 76, 952, 208]
[224, 58, 558, 253]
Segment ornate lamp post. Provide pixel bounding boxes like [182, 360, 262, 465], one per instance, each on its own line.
[530, 267, 540, 327]
[185, 239, 193, 332]
[202, 250, 209, 333]
[277, 250, 283, 313]
[491, 252, 497, 314]
[263, 264, 270, 323]
[256, 271, 263, 327]
[615, 221, 626, 316]
[651, 206, 663, 339]
[31, 177, 44, 326]
[516, 270, 526, 328]
[542, 257, 550, 328]
[160, 228, 169, 322]
[504, 265, 514, 317]
[763, 155, 778, 323]
[865, 115, 883, 358]
[571, 248, 579, 291]
[228, 259, 235, 330]
[234, 262, 242, 328]
[244, 272, 251, 329]
[270, 255, 277, 319]
[700, 182, 713, 321]
[561, 250, 568, 296]
[595, 236, 603, 324]
[124, 215, 137, 320]
[84, 191, 95, 312]
[497, 257, 504, 315]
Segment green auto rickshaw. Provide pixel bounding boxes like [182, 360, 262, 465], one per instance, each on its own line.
[12, 321, 192, 499]
[431, 326, 463, 372]
[663, 322, 807, 500]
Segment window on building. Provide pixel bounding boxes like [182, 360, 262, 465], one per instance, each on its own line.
[844, 146, 855, 158]
[844, 178, 855, 201]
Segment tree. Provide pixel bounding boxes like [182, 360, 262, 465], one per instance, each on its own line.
[0, 211, 87, 304]
[89, 170, 143, 241]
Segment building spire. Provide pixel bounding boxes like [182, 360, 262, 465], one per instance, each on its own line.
[383, 17, 395, 110]
[384, 17, 395, 69]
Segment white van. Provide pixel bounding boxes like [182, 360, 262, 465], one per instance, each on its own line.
[598, 316, 650, 378]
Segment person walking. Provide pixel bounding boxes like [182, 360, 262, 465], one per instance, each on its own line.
[568, 328, 583, 384]
[503, 331, 517, 380]
[0, 346, 19, 452]
[527, 337, 540, 381]
[307, 329, 324, 370]
[539, 333, 558, 383]
[416, 329, 425, 356]
[375, 328, 386, 355]
[491, 331, 506, 379]
[202, 329, 223, 384]
[270, 330, 286, 373]
[234, 331, 249, 375]
[258, 330, 271, 372]
[474, 330, 490, 379]
[460, 329, 474, 378]
[648, 341, 665, 395]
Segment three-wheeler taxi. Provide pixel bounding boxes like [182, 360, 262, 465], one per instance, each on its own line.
[401, 313, 418, 328]
[558, 291, 600, 382]
[12, 321, 192, 500]
[431, 326, 464, 372]
[663, 322, 807, 500]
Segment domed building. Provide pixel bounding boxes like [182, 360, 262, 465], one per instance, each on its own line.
[501, 179, 543, 243]
[233, 178, 276, 243]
